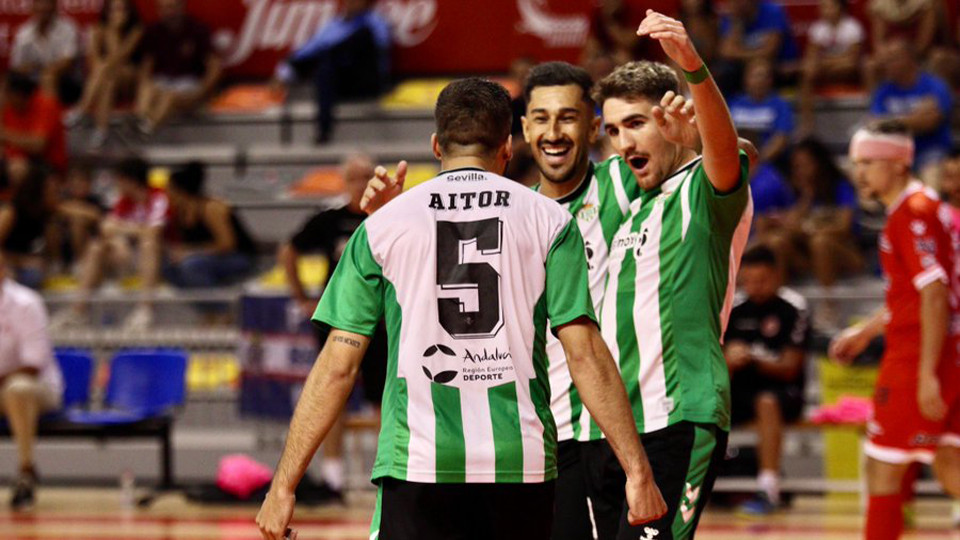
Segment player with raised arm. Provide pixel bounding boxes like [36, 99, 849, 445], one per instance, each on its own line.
[829, 121, 960, 540]
[255, 78, 665, 540]
[584, 10, 753, 540]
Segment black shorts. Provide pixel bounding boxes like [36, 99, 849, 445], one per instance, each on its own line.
[582, 422, 728, 540]
[316, 322, 387, 405]
[372, 478, 556, 540]
[553, 440, 592, 540]
[730, 371, 804, 425]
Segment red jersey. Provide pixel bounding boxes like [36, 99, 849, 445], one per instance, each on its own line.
[110, 188, 170, 227]
[1, 91, 67, 172]
[879, 181, 958, 367]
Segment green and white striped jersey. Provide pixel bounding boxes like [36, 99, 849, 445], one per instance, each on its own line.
[583, 155, 752, 439]
[314, 168, 596, 484]
[535, 157, 641, 441]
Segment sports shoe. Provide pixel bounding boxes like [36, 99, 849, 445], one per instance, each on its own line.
[738, 493, 777, 516]
[10, 470, 36, 511]
[122, 305, 154, 331]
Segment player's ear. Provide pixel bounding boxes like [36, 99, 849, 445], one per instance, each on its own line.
[431, 133, 443, 161]
[503, 134, 514, 163]
[521, 115, 532, 145]
[588, 114, 601, 146]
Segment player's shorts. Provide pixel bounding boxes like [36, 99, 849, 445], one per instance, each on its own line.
[864, 361, 960, 465]
[370, 477, 555, 540]
[730, 370, 804, 425]
[553, 440, 592, 540]
[582, 422, 728, 540]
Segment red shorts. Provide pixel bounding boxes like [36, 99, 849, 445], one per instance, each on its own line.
[865, 359, 960, 465]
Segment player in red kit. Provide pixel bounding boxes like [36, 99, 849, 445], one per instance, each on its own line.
[830, 121, 960, 539]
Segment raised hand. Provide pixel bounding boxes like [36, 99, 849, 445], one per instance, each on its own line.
[652, 90, 699, 150]
[360, 160, 408, 215]
[637, 10, 703, 72]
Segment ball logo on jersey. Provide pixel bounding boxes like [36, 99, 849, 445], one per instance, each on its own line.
[422, 344, 458, 384]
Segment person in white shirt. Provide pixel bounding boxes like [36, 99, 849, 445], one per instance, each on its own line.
[0, 252, 63, 511]
[798, 0, 865, 133]
[10, 0, 81, 102]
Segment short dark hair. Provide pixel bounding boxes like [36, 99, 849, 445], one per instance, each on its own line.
[5, 71, 38, 97]
[592, 61, 680, 107]
[170, 161, 206, 196]
[114, 156, 150, 187]
[435, 78, 512, 154]
[865, 118, 911, 137]
[523, 61, 595, 108]
[741, 245, 778, 268]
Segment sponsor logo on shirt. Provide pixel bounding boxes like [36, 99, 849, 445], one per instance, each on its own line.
[910, 219, 927, 236]
[420, 344, 517, 387]
[639, 526, 660, 540]
[577, 203, 598, 223]
[914, 239, 937, 254]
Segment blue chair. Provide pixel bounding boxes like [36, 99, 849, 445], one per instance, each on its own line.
[68, 350, 187, 424]
[54, 349, 94, 410]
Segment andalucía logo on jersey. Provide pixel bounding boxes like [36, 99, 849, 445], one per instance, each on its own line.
[422, 344, 458, 384]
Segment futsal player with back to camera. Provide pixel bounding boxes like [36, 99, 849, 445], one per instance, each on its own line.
[830, 121, 960, 540]
[256, 78, 666, 540]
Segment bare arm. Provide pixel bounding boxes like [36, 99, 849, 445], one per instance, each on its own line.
[0, 127, 48, 155]
[557, 320, 666, 525]
[917, 281, 949, 421]
[278, 243, 309, 305]
[257, 330, 369, 540]
[199, 55, 222, 100]
[752, 347, 805, 382]
[721, 31, 782, 62]
[639, 10, 741, 192]
[759, 133, 789, 165]
[914, 6, 936, 56]
[0, 207, 14, 246]
[829, 307, 887, 363]
[201, 200, 237, 253]
[890, 97, 944, 135]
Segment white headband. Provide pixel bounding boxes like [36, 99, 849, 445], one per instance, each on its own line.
[849, 129, 914, 165]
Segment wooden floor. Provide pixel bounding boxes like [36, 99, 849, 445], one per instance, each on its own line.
[0, 488, 957, 539]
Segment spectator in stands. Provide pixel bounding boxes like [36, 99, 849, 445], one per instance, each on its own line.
[749, 159, 796, 222]
[0, 72, 67, 187]
[724, 245, 810, 515]
[583, 0, 646, 66]
[67, 0, 144, 148]
[798, 0, 865, 134]
[275, 0, 390, 144]
[0, 251, 63, 510]
[865, 0, 937, 90]
[0, 166, 59, 289]
[58, 163, 106, 270]
[678, 0, 720, 70]
[9, 0, 81, 105]
[759, 138, 863, 293]
[716, 0, 800, 95]
[164, 161, 255, 288]
[729, 59, 794, 170]
[277, 153, 386, 499]
[136, 0, 221, 136]
[506, 57, 538, 187]
[870, 38, 953, 186]
[941, 149, 960, 214]
[51, 157, 165, 330]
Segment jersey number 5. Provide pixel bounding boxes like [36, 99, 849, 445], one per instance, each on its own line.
[436, 219, 504, 339]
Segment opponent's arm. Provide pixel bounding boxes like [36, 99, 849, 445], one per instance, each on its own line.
[829, 307, 887, 364]
[918, 281, 949, 421]
[557, 320, 666, 526]
[639, 10, 741, 192]
[256, 330, 369, 540]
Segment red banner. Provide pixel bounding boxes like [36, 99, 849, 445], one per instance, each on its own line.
[0, 0, 884, 80]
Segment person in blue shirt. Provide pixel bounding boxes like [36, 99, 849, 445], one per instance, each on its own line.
[276, 0, 390, 144]
[716, 0, 800, 94]
[870, 38, 953, 184]
[729, 59, 794, 168]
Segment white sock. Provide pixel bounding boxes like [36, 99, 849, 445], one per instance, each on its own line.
[320, 459, 345, 491]
[758, 469, 780, 504]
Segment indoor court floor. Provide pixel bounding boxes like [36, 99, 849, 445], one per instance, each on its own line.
[1, 489, 958, 539]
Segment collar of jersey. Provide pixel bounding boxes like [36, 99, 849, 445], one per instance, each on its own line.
[440, 167, 486, 175]
[886, 180, 926, 215]
[550, 162, 596, 205]
[648, 156, 702, 197]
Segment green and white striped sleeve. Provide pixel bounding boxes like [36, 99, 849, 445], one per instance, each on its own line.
[545, 218, 597, 331]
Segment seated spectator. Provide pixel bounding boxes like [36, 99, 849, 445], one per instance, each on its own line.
[582, 0, 647, 66]
[136, 0, 220, 136]
[51, 157, 165, 330]
[0, 72, 67, 188]
[798, 0, 865, 134]
[164, 161, 255, 288]
[729, 59, 794, 169]
[759, 138, 863, 291]
[716, 0, 800, 95]
[750, 161, 796, 220]
[275, 0, 389, 144]
[0, 251, 63, 510]
[724, 245, 809, 515]
[678, 0, 720, 69]
[9, 0, 81, 104]
[67, 0, 144, 148]
[870, 38, 953, 185]
[0, 166, 59, 289]
[57, 163, 106, 269]
[864, 0, 937, 90]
